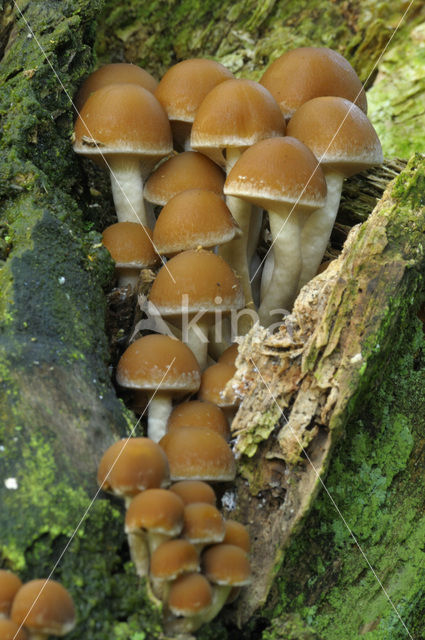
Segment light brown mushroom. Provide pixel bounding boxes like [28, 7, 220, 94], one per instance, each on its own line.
[167, 400, 230, 440]
[0, 570, 22, 619]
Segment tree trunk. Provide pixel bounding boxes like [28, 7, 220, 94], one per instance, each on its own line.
[0, 1, 424, 639]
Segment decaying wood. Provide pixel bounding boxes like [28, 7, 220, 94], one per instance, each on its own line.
[221, 154, 425, 623]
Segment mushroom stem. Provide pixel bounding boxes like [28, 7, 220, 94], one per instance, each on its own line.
[116, 267, 140, 290]
[27, 634, 49, 640]
[258, 207, 304, 326]
[167, 584, 232, 633]
[108, 155, 148, 225]
[147, 391, 173, 442]
[127, 531, 150, 577]
[297, 171, 344, 289]
[183, 317, 210, 371]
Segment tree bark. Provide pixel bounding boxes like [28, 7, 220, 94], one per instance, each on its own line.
[0, 1, 424, 639]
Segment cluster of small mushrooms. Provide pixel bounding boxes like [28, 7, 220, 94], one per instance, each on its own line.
[0, 570, 75, 640]
[70, 47, 383, 633]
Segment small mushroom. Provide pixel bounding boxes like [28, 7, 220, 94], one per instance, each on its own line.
[116, 334, 201, 442]
[169, 480, 217, 507]
[0, 570, 22, 619]
[0, 618, 28, 640]
[150, 538, 199, 599]
[73, 84, 172, 226]
[182, 502, 225, 554]
[101, 222, 160, 290]
[167, 400, 230, 440]
[165, 572, 213, 633]
[11, 579, 75, 640]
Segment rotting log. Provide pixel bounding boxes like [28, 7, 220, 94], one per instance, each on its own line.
[1, 1, 425, 639]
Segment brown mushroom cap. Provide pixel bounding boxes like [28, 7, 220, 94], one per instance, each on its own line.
[223, 520, 250, 553]
[155, 58, 233, 123]
[168, 572, 213, 617]
[217, 343, 238, 367]
[149, 249, 244, 316]
[97, 437, 170, 498]
[260, 46, 367, 119]
[11, 580, 75, 637]
[191, 78, 286, 168]
[0, 570, 22, 618]
[125, 488, 185, 537]
[167, 401, 230, 439]
[73, 83, 172, 169]
[224, 136, 327, 214]
[202, 544, 251, 586]
[0, 618, 27, 640]
[159, 427, 236, 481]
[153, 189, 241, 256]
[102, 222, 160, 268]
[286, 96, 383, 177]
[150, 539, 199, 580]
[198, 362, 238, 409]
[75, 63, 158, 113]
[182, 503, 225, 545]
[144, 151, 225, 206]
[170, 480, 216, 506]
[116, 334, 201, 392]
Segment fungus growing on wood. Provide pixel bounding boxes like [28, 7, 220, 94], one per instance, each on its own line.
[169, 480, 217, 506]
[167, 400, 230, 440]
[191, 78, 286, 313]
[0, 570, 22, 619]
[150, 538, 200, 599]
[144, 151, 225, 206]
[11, 580, 75, 640]
[73, 83, 172, 226]
[155, 58, 233, 149]
[224, 136, 327, 323]
[97, 437, 170, 505]
[74, 62, 158, 113]
[153, 189, 241, 256]
[287, 96, 383, 288]
[260, 46, 367, 120]
[0, 618, 28, 640]
[159, 426, 236, 482]
[149, 250, 244, 370]
[116, 334, 201, 442]
[101, 222, 160, 290]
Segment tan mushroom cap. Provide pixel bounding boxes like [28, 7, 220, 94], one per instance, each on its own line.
[286, 96, 383, 177]
[260, 46, 367, 119]
[159, 427, 236, 481]
[0, 570, 22, 618]
[167, 401, 230, 439]
[223, 520, 250, 553]
[97, 437, 170, 498]
[75, 63, 158, 112]
[102, 222, 160, 268]
[155, 58, 233, 123]
[150, 539, 199, 580]
[218, 343, 238, 367]
[0, 618, 27, 640]
[202, 544, 251, 586]
[11, 580, 75, 637]
[198, 362, 238, 409]
[149, 249, 244, 315]
[191, 79, 286, 167]
[144, 151, 225, 206]
[73, 83, 172, 164]
[125, 488, 185, 537]
[224, 137, 327, 214]
[153, 189, 241, 256]
[170, 480, 216, 506]
[116, 334, 201, 392]
[168, 572, 213, 617]
[182, 503, 225, 545]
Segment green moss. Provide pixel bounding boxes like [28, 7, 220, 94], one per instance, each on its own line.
[272, 320, 425, 638]
[368, 21, 425, 158]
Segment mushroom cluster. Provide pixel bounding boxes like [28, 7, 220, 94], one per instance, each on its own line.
[0, 570, 75, 640]
[72, 50, 383, 632]
[97, 437, 251, 633]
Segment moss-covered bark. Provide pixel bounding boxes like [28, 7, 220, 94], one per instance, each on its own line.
[1, 1, 425, 639]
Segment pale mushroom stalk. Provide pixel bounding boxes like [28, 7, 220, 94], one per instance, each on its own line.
[108, 155, 149, 226]
[116, 267, 141, 290]
[184, 317, 210, 371]
[126, 531, 150, 577]
[258, 208, 304, 326]
[147, 391, 174, 442]
[297, 170, 344, 289]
